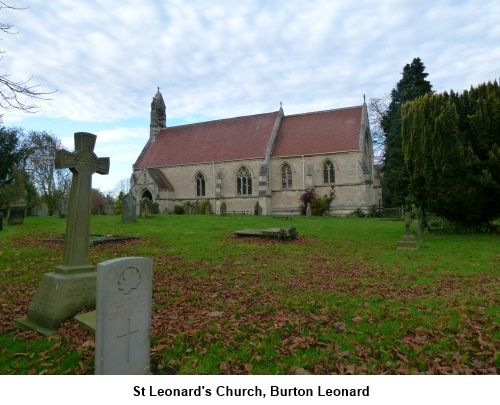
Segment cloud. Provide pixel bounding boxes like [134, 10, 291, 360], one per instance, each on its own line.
[3, 0, 499, 128]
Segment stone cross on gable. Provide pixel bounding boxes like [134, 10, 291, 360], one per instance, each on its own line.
[55, 132, 109, 267]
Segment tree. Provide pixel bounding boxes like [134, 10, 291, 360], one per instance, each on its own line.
[0, 2, 53, 121]
[402, 80, 500, 226]
[114, 191, 125, 215]
[0, 126, 20, 186]
[91, 188, 107, 214]
[380, 58, 433, 207]
[114, 178, 130, 197]
[368, 94, 390, 166]
[21, 130, 71, 214]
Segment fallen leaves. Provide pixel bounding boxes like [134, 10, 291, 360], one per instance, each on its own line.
[1, 225, 499, 376]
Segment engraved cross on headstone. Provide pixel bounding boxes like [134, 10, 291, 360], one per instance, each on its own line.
[55, 132, 109, 268]
[117, 318, 139, 363]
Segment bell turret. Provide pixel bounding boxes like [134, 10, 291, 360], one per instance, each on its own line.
[149, 87, 166, 141]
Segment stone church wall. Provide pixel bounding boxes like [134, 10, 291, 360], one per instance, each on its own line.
[133, 149, 381, 215]
[269, 151, 377, 215]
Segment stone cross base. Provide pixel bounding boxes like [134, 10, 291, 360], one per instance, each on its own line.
[13, 266, 97, 335]
[397, 235, 419, 251]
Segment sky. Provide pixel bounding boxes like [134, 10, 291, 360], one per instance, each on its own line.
[1, 0, 499, 193]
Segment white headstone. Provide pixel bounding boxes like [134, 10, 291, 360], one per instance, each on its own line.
[95, 257, 153, 375]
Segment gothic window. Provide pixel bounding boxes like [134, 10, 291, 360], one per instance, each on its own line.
[323, 160, 335, 184]
[237, 166, 252, 195]
[196, 172, 206, 197]
[282, 163, 293, 189]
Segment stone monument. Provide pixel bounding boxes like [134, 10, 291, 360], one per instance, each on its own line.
[220, 201, 227, 216]
[397, 212, 419, 251]
[38, 203, 49, 217]
[121, 192, 137, 223]
[306, 202, 312, 218]
[95, 257, 153, 375]
[14, 132, 110, 335]
[8, 204, 26, 225]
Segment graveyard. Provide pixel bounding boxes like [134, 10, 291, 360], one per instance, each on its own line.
[0, 213, 498, 374]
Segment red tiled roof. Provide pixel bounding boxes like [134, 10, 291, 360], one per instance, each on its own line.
[272, 106, 362, 157]
[134, 112, 279, 168]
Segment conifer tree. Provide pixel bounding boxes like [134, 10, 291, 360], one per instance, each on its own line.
[402, 80, 500, 226]
[381, 57, 433, 207]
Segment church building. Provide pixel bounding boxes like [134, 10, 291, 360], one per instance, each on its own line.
[131, 89, 381, 215]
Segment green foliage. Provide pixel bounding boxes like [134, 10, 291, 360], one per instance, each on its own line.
[114, 191, 125, 215]
[381, 58, 433, 207]
[173, 204, 185, 214]
[299, 188, 335, 216]
[197, 199, 212, 214]
[310, 195, 331, 216]
[367, 204, 383, 218]
[349, 208, 366, 217]
[0, 127, 21, 187]
[402, 80, 500, 226]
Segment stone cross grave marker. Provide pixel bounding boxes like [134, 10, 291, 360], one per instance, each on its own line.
[95, 257, 153, 375]
[14, 132, 110, 335]
[397, 212, 419, 250]
[55, 132, 110, 268]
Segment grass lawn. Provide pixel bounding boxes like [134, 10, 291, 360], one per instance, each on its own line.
[0, 214, 498, 374]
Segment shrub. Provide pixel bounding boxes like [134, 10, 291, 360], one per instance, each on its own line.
[173, 204, 185, 215]
[299, 188, 335, 216]
[197, 199, 212, 214]
[366, 204, 383, 218]
[349, 208, 366, 218]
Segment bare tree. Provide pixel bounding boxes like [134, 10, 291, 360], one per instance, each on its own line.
[0, 2, 54, 120]
[368, 94, 390, 166]
[21, 130, 71, 214]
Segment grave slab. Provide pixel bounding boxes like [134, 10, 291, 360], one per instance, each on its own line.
[95, 257, 153, 375]
[234, 226, 297, 240]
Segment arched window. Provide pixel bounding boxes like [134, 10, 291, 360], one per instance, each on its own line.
[196, 172, 206, 197]
[282, 163, 292, 189]
[323, 160, 335, 184]
[237, 166, 252, 195]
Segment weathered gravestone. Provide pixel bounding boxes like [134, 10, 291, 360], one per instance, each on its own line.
[397, 212, 419, 251]
[121, 192, 137, 223]
[220, 201, 227, 216]
[38, 203, 49, 217]
[140, 197, 153, 218]
[95, 257, 153, 375]
[8, 204, 26, 225]
[306, 202, 312, 218]
[14, 132, 110, 335]
[58, 197, 67, 218]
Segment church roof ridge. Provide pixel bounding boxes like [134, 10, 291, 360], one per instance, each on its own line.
[162, 110, 280, 130]
[284, 104, 363, 118]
